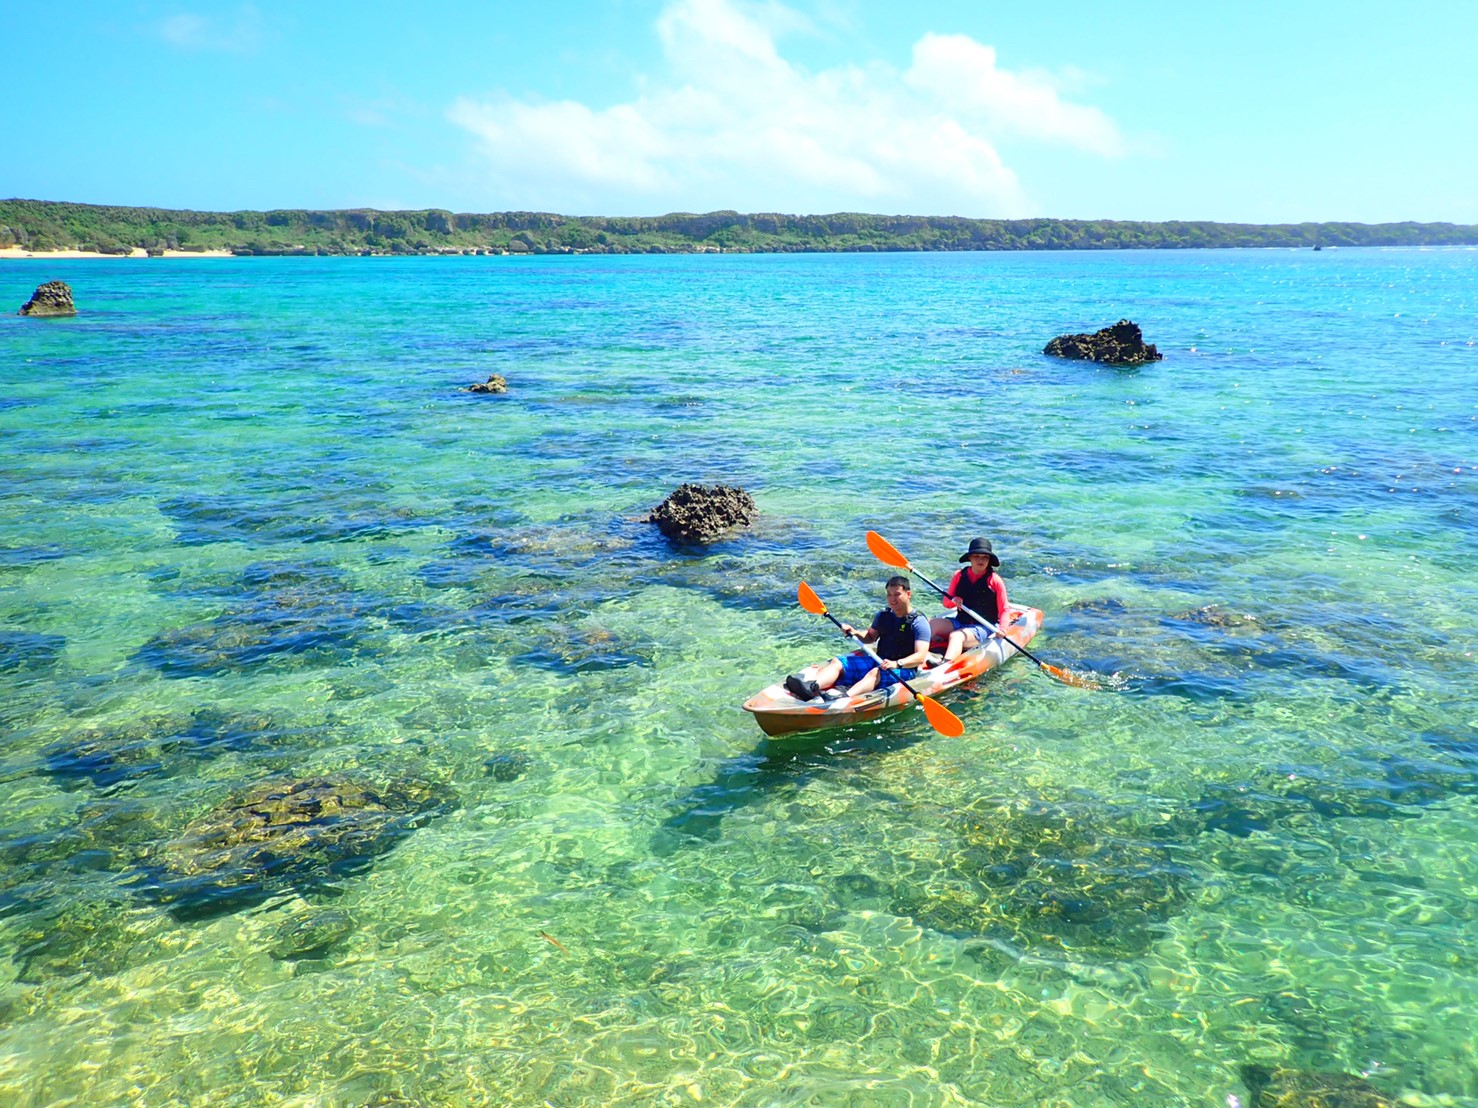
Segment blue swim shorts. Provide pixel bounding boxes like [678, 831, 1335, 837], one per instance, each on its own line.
[838, 652, 918, 690]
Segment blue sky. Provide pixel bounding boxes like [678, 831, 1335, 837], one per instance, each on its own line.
[7, 1, 1476, 222]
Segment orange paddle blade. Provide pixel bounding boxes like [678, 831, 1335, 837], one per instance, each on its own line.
[917, 693, 965, 738]
[1042, 662, 1102, 691]
[865, 530, 912, 570]
[797, 581, 827, 615]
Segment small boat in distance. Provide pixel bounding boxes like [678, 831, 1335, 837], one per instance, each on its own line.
[742, 606, 1044, 736]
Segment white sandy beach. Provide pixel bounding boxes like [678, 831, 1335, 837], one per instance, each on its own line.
[0, 247, 234, 259]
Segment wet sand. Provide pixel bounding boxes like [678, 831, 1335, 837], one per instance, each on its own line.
[0, 246, 234, 259]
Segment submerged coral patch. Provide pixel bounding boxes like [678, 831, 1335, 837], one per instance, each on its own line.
[160, 490, 433, 546]
[894, 793, 1198, 958]
[9, 895, 143, 984]
[134, 612, 356, 676]
[509, 625, 656, 674]
[42, 717, 170, 790]
[0, 545, 67, 575]
[41, 708, 322, 790]
[134, 561, 381, 677]
[483, 750, 532, 782]
[135, 775, 455, 919]
[268, 907, 356, 960]
[0, 630, 65, 674]
[1239, 1063, 1415, 1108]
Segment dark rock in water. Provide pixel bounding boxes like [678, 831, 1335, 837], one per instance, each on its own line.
[467, 374, 508, 394]
[0, 544, 68, 574]
[1193, 753, 1453, 835]
[269, 908, 355, 960]
[1043, 319, 1162, 366]
[160, 490, 428, 546]
[19, 280, 77, 317]
[649, 483, 757, 544]
[137, 774, 454, 918]
[1240, 1063, 1414, 1107]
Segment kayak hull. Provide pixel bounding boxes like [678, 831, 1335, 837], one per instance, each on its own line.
[742, 606, 1043, 736]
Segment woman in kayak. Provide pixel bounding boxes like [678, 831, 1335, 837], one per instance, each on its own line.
[931, 537, 1008, 662]
[785, 576, 932, 700]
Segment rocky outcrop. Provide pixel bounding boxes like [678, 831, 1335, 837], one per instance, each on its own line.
[19, 280, 77, 317]
[649, 483, 757, 544]
[1044, 319, 1161, 366]
[467, 374, 507, 394]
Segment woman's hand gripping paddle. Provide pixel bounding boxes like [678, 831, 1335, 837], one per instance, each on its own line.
[797, 582, 965, 738]
[864, 531, 1104, 691]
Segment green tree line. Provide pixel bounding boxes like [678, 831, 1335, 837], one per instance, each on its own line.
[3, 199, 1475, 256]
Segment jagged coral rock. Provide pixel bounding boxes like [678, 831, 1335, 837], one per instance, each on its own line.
[1044, 319, 1161, 366]
[19, 279, 77, 316]
[649, 483, 757, 544]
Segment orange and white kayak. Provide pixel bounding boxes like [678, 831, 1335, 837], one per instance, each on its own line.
[742, 606, 1044, 736]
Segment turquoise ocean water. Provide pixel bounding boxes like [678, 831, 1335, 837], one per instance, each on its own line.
[1, 249, 1474, 1105]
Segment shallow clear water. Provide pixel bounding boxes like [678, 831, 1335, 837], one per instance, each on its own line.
[1, 249, 1475, 1105]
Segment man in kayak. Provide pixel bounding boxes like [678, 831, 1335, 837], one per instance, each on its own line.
[930, 537, 1009, 662]
[785, 575, 932, 700]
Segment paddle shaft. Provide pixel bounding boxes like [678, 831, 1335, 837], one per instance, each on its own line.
[818, 609, 930, 704]
[862, 529, 1100, 691]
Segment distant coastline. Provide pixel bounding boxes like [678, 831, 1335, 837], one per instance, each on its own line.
[4, 199, 1477, 257]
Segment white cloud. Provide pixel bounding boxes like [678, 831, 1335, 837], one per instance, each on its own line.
[905, 34, 1123, 157]
[159, 5, 262, 53]
[448, 0, 1124, 215]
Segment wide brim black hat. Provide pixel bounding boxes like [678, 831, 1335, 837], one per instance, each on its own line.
[959, 537, 1000, 566]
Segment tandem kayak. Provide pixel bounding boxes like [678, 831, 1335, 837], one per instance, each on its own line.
[742, 606, 1044, 736]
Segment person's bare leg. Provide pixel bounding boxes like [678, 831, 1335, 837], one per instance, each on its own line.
[943, 630, 967, 661]
[812, 658, 844, 690]
[846, 667, 882, 696]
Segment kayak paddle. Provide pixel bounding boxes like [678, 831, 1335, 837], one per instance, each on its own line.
[864, 530, 1103, 691]
[797, 581, 965, 738]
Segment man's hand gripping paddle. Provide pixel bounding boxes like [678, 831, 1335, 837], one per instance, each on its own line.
[797, 581, 965, 738]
